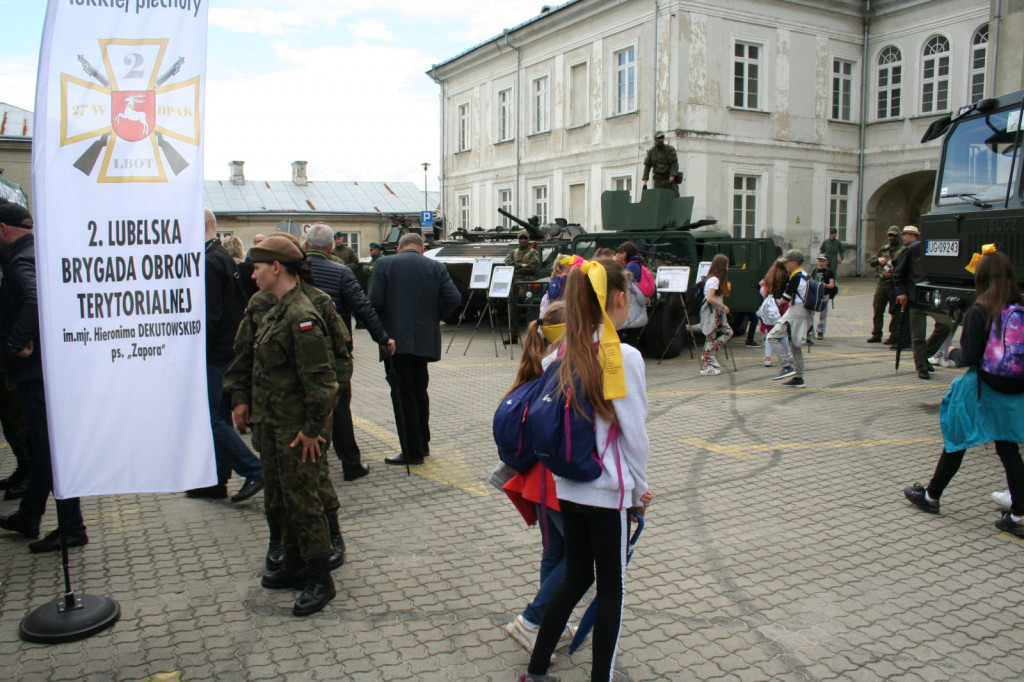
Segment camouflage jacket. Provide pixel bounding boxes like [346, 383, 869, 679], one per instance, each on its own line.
[224, 284, 339, 436]
[869, 242, 905, 281]
[331, 244, 359, 269]
[642, 143, 679, 180]
[504, 246, 541, 280]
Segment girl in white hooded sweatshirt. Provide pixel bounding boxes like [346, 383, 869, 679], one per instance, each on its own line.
[519, 258, 651, 682]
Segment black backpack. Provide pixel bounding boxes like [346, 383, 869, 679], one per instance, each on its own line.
[685, 278, 707, 318]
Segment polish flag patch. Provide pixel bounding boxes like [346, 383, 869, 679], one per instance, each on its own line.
[299, 320, 315, 332]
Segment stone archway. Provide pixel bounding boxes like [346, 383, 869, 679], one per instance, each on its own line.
[864, 171, 935, 252]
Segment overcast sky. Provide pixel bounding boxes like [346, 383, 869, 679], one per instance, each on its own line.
[0, 0, 552, 187]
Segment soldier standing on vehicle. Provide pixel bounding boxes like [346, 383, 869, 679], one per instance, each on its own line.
[819, 227, 845, 271]
[867, 225, 905, 343]
[641, 131, 680, 196]
[504, 231, 541, 339]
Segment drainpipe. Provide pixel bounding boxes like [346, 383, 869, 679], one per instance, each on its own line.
[652, 0, 659, 134]
[428, 68, 446, 233]
[504, 29, 523, 216]
[991, 0, 1001, 96]
[855, 0, 871, 277]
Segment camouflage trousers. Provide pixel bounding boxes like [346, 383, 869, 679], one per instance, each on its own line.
[253, 423, 333, 560]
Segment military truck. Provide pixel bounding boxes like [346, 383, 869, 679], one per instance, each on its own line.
[425, 213, 583, 324]
[512, 189, 777, 359]
[916, 90, 1024, 324]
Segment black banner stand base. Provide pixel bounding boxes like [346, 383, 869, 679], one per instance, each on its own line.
[20, 593, 120, 644]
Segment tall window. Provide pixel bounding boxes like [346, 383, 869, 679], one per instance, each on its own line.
[498, 189, 513, 228]
[921, 36, 950, 114]
[498, 88, 513, 142]
[829, 180, 851, 241]
[338, 233, 360, 255]
[612, 175, 633, 192]
[533, 185, 549, 225]
[458, 194, 470, 230]
[876, 46, 902, 119]
[533, 76, 550, 133]
[732, 175, 758, 238]
[569, 62, 589, 126]
[733, 42, 761, 110]
[457, 102, 470, 152]
[832, 59, 854, 121]
[614, 47, 636, 114]
[971, 25, 989, 103]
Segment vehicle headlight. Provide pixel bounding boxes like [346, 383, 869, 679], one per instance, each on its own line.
[932, 290, 943, 309]
[525, 290, 533, 299]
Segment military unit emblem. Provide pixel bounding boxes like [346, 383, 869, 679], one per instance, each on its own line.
[60, 38, 199, 183]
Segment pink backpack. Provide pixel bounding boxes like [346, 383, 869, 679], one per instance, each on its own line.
[637, 265, 656, 298]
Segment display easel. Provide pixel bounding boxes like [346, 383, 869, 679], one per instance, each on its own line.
[466, 265, 516, 359]
[654, 266, 697, 365]
[446, 259, 498, 356]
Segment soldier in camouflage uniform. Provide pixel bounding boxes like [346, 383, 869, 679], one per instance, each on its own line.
[504, 231, 542, 338]
[223, 235, 338, 617]
[642, 131, 680, 196]
[331, 231, 359, 269]
[867, 225, 905, 343]
[229, 232, 353, 574]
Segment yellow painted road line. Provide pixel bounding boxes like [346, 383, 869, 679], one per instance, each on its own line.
[352, 415, 489, 497]
[652, 383, 946, 396]
[680, 437, 943, 460]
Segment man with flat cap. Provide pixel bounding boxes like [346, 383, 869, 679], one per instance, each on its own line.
[867, 225, 905, 343]
[893, 225, 952, 380]
[0, 202, 88, 552]
[642, 131, 680, 196]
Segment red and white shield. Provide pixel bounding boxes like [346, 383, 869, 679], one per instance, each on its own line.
[111, 90, 155, 142]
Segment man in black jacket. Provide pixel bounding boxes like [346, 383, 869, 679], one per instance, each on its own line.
[187, 208, 264, 502]
[893, 225, 952, 380]
[370, 233, 461, 465]
[0, 202, 87, 552]
[305, 223, 395, 480]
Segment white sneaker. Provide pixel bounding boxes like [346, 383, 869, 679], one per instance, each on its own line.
[556, 624, 578, 651]
[992, 490, 1012, 511]
[699, 366, 722, 376]
[503, 615, 561, 662]
[708, 356, 721, 368]
[928, 353, 945, 365]
[940, 358, 957, 368]
[764, 358, 773, 367]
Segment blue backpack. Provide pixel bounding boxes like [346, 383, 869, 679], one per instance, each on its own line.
[493, 361, 613, 482]
[799, 274, 830, 313]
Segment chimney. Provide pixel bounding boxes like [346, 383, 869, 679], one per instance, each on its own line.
[229, 160, 245, 185]
[292, 160, 308, 186]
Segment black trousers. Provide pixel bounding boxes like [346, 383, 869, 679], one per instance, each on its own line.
[927, 440, 1024, 517]
[384, 355, 430, 460]
[332, 385, 363, 473]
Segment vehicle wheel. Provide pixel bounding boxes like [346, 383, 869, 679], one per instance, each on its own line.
[639, 296, 686, 359]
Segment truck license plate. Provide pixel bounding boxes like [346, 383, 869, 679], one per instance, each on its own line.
[925, 240, 959, 256]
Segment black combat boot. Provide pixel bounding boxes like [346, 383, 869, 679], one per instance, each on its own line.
[293, 557, 336, 617]
[265, 516, 284, 572]
[261, 545, 306, 590]
[326, 513, 346, 570]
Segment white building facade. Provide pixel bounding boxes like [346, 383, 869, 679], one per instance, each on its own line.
[428, 0, 1019, 275]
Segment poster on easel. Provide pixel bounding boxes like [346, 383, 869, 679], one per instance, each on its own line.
[489, 265, 515, 298]
[695, 261, 712, 282]
[656, 266, 690, 293]
[470, 258, 493, 289]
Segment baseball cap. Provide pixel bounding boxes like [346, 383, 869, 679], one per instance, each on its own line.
[817, 253, 829, 261]
[0, 202, 33, 229]
[886, 225, 901, 236]
[778, 249, 804, 264]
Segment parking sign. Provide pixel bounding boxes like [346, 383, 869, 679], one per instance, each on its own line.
[420, 211, 434, 227]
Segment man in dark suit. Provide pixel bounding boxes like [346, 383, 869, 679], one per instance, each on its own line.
[369, 233, 461, 465]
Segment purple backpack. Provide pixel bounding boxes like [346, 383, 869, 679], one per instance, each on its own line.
[979, 303, 1024, 391]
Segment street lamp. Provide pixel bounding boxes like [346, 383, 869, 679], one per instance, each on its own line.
[422, 162, 430, 214]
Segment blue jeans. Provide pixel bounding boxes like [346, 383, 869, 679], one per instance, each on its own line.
[207, 362, 262, 483]
[522, 507, 566, 626]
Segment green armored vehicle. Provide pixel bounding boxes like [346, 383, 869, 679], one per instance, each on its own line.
[916, 90, 1024, 324]
[512, 189, 777, 359]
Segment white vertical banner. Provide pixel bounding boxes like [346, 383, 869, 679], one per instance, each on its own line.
[33, 0, 215, 497]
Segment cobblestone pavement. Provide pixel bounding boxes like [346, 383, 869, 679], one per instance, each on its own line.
[1, 277, 1023, 681]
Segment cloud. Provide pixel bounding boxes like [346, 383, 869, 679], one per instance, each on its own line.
[0, 55, 39, 111]
[209, 2, 358, 36]
[204, 42, 439, 186]
[348, 18, 396, 43]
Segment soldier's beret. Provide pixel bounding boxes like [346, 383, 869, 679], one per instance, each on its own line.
[370, 242, 382, 249]
[272, 231, 303, 249]
[829, 227, 838, 234]
[333, 231, 344, 239]
[250, 235, 304, 263]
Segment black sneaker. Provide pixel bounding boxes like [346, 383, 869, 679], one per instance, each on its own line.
[772, 366, 796, 380]
[904, 483, 940, 514]
[743, 340, 759, 348]
[994, 511, 1024, 537]
[782, 377, 805, 388]
[186, 484, 228, 499]
[867, 336, 882, 343]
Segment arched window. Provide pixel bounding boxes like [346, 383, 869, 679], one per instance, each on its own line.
[921, 36, 950, 114]
[971, 24, 989, 102]
[876, 46, 902, 119]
